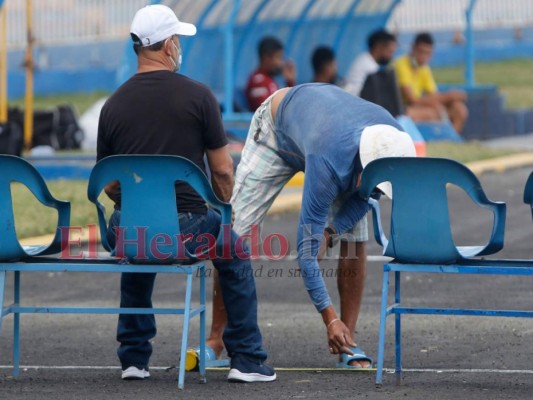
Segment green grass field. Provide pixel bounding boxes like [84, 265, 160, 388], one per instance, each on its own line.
[12, 181, 115, 240]
[433, 59, 533, 109]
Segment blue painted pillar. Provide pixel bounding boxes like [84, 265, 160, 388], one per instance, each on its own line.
[464, 0, 477, 88]
[223, 0, 241, 118]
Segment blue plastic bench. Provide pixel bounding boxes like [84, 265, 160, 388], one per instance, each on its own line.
[0, 155, 231, 389]
[523, 171, 533, 219]
[359, 157, 533, 387]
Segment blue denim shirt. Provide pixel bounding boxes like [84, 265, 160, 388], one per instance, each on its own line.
[274, 83, 402, 312]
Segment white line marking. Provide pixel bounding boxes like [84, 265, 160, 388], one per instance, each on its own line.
[1, 366, 533, 374]
[254, 255, 391, 262]
[397, 368, 533, 374]
[367, 255, 392, 262]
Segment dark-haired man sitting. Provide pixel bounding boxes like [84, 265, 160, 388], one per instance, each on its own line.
[345, 29, 397, 97]
[245, 36, 296, 111]
[311, 46, 342, 85]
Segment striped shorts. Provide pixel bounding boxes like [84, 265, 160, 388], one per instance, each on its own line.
[231, 92, 368, 242]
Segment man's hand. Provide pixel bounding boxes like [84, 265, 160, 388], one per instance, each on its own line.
[327, 319, 357, 355]
[283, 59, 296, 86]
[321, 305, 356, 355]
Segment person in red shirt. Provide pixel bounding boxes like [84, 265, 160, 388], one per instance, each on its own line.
[245, 36, 296, 111]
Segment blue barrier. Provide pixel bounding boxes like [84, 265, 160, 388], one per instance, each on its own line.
[23, 154, 95, 180]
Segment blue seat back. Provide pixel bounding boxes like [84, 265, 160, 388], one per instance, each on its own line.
[87, 155, 231, 263]
[524, 171, 533, 220]
[358, 157, 505, 264]
[0, 155, 70, 261]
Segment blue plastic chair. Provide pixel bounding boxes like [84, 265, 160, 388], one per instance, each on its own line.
[416, 121, 463, 142]
[361, 157, 505, 264]
[88, 154, 231, 260]
[359, 157, 533, 387]
[523, 171, 533, 219]
[0, 155, 230, 389]
[0, 155, 70, 260]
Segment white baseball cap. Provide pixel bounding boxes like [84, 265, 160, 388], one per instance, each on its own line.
[359, 124, 416, 199]
[130, 4, 196, 47]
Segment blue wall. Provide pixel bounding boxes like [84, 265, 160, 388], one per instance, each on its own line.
[6, 26, 533, 100]
[6, 41, 125, 99]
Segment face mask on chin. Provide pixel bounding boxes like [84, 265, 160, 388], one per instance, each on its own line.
[168, 39, 182, 72]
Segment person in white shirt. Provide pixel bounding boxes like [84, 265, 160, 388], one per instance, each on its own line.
[344, 29, 397, 97]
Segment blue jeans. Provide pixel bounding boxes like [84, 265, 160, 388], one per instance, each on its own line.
[107, 208, 268, 369]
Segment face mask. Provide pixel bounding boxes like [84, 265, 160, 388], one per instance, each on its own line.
[270, 66, 283, 77]
[376, 57, 391, 67]
[410, 56, 420, 68]
[168, 39, 182, 72]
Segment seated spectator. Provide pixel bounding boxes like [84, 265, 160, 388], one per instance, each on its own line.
[344, 29, 397, 97]
[311, 46, 343, 85]
[245, 36, 296, 111]
[394, 32, 468, 133]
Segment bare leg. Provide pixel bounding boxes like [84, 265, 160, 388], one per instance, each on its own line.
[337, 241, 369, 367]
[203, 90, 294, 358]
[406, 104, 441, 122]
[206, 270, 227, 357]
[446, 100, 468, 133]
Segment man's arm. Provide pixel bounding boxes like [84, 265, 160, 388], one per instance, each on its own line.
[283, 60, 297, 87]
[96, 104, 120, 203]
[206, 145, 234, 202]
[200, 89, 232, 201]
[297, 157, 356, 355]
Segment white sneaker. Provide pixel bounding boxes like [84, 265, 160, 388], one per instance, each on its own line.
[121, 366, 150, 380]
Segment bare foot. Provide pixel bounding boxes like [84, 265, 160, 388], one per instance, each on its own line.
[339, 345, 371, 368]
[348, 359, 371, 368]
[206, 339, 225, 358]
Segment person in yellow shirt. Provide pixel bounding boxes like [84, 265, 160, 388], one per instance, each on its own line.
[395, 33, 468, 133]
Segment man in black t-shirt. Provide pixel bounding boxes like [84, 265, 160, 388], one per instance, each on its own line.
[97, 5, 275, 383]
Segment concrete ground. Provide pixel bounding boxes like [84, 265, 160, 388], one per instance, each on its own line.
[484, 133, 533, 151]
[2, 166, 533, 399]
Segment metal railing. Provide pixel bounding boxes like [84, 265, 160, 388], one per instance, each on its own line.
[5, 0, 533, 49]
[6, 0, 146, 49]
[389, 0, 533, 32]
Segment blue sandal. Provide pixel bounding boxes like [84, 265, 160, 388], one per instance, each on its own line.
[336, 347, 373, 369]
[185, 345, 230, 371]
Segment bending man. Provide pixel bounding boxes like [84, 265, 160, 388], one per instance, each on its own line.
[192, 83, 415, 368]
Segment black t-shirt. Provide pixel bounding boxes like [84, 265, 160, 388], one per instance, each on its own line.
[97, 70, 228, 214]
